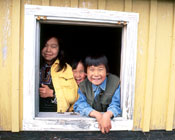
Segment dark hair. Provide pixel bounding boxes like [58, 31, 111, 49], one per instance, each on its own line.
[70, 58, 84, 70]
[85, 54, 109, 73]
[40, 36, 67, 72]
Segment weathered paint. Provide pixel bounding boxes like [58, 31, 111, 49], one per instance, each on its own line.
[166, 1, 175, 131]
[106, 0, 124, 11]
[11, 0, 21, 132]
[150, 1, 173, 130]
[0, 0, 175, 132]
[0, 0, 12, 131]
[142, 0, 157, 131]
[1, 1, 11, 66]
[132, 0, 150, 131]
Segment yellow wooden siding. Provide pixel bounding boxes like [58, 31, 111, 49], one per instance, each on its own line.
[150, 1, 173, 130]
[0, 0, 12, 131]
[19, 0, 25, 131]
[106, 0, 124, 11]
[78, 0, 98, 9]
[166, 1, 175, 131]
[11, 0, 21, 132]
[0, 0, 175, 132]
[132, 0, 150, 131]
[124, 0, 132, 12]
[50, 0, 71, 7]
[70, 0, 78, 8]
[142, 0, 157, 131]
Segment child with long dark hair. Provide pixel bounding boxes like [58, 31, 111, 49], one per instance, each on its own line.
[40, 36, 78, 112]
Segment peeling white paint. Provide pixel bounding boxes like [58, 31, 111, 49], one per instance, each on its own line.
[81, 1, 92, 8]
[2, 0, 11, 65]
[2, 46, 7, 62]
[82, 1, 86, 8]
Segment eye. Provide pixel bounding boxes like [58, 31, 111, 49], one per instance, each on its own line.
[89, 68, 94, 72]
[98, 67, 104, 71]
[73, 70, 77, 74]
[79, 70, 84, 74]
[51, 44, 58, 48]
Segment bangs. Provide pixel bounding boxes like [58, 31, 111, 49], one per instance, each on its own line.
[85, 54, 109, 72]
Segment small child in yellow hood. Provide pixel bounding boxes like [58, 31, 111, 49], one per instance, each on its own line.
[71, 58, 86, 86]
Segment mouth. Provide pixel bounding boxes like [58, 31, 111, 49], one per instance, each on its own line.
[44, 54, 52, 57]
[75, 78, 83, 83]
[92, 77, 101, 81]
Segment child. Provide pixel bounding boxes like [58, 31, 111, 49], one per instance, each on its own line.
[74, 54, 121, 134]
[40, 36, 78, 112]
[71, 59, 86, 86]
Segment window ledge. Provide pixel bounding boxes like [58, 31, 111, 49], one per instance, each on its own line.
[23, 112, 133, 131]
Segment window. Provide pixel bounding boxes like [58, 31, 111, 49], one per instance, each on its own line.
[23, 5, 139, 131]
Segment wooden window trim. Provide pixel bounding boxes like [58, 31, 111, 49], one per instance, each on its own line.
[23, 5, 139, 131]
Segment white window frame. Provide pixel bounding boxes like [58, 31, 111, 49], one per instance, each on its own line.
[23, 4, 139, 131]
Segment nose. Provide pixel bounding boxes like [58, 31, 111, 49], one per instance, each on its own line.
[75, 72, 80, 78]
[46, 46, 51, 52]
[93, 70, 98, 76]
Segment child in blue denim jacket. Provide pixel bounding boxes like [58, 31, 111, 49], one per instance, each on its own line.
[74, 54, 121, 134]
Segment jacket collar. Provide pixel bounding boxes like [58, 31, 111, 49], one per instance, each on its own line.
[92, 77, 107, 92]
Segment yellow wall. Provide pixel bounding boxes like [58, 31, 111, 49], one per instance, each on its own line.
[0, 0, 175, 132]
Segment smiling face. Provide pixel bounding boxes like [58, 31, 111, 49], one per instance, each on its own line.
[87, 64, 107, 85]
[73, 62, 86, 85]
[41, 37, 59, 65]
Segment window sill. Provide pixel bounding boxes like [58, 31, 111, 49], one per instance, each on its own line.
[23, 112, 133, 131]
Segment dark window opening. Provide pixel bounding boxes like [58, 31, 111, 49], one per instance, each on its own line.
[40, 23, 122, 77]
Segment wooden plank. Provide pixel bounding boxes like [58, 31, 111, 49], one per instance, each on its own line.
[124, 0, 132, 12]
[142, 0, 157, 132]
[19, 0, 25, 131]
[98, 0, 106, 9]
[131, 0, 149, 130]
[150, 1, 173, 130]
[42, 0, 50, 6]
[58, 0, 71, 7]
[32, 0, 42, 5]
[79, 0, 98, 9]
[0, 0, 12, 131]
[71, 0, 78, 8]
[25, 0, 32, 4]
[50, 0, 58, 6]
[106, 0, 124, 11]
[166, 1, 175, 131]
[50, 0, 71, 7]
[11, 0, 21, 132]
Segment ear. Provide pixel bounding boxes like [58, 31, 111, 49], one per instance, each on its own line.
[106, 72, 109, 76]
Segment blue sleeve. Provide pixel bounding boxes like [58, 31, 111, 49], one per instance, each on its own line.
[73, 88, 94, 116]
[107, 84, 122, 117]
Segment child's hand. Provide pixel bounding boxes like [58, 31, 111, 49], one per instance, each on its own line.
[39, 84, 54, 98]
[95, 112, 103, 130]
[100, 111, 113, 134]
[89, 110, 113, 133]
[89, 110, 103, 129]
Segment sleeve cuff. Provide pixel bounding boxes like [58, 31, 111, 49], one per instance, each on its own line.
[107, 109, 119, 117]
[85, 108, 94, 116]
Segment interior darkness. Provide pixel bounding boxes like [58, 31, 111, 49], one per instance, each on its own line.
[40, 23, 122, 77]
